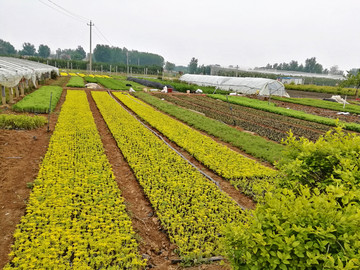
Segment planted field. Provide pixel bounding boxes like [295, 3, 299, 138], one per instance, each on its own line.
[5, 91, 145, 269]
[114, 92, 275, 181]
[272, 96, 360, 115]
[92, 91, 244, 261]
[12, 86, 63, 113]
[285, 83, 356, 96]
[0, 114, 47, 129]
[209, 94, 360, 132]
[84, 77, 143, 91]
[66, 76, 85, 88]
[134, 92, 283, 163]
[156, 94, 329, 143]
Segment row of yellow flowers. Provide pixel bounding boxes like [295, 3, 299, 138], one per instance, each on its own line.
[92, 91, 243, 262]
[5, 90, 145, 269]
[60, 73, 110, 78]
[114, 93, 276, 183]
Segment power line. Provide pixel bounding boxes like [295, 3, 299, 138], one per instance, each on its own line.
[38, 0, 86, 23]
[47, 0, 89, 23]
[94, 25, 113, 47]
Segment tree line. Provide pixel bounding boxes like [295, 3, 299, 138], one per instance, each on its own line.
[93, 44, 164, 67]
[256, 57, 344, 75]
[0, 39, 165, 68]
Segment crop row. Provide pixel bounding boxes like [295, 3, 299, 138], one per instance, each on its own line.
[5, 90, 145, 269]
[209, 94, 360, 132]
[157, 94, 327, 143]
[133, 92, 284, 164]
[284, 83, 356, 96]
[0, 114, 47, 129]
[66, 76, 85, 88]
[84, 76, 143, 91]
[12, 86, 63, 113]
[114, 93, 275, 181]
[92, 91, 244, 261]
[272, 96, 360, 116]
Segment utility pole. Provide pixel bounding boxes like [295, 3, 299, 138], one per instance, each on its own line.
[87, 20, 94, 73]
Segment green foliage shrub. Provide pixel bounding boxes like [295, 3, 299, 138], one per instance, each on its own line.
[276, 126, 360, 191]
[224, 186, 360, 270]
[224, 126, 360, 269]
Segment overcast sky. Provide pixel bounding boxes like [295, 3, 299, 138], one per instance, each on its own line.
[1, 0, 360, 71]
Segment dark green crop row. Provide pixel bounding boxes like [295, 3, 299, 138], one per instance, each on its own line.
[209, 94, 360, 132]
[134, 92, 284, 164]
[12, 86, 63, 113]
[84, 77, 143, 91]
[66, 76, 85, 88]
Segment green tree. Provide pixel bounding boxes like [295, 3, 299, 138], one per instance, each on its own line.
[342, 69, 360, 98]
[304, 57, 323, 74]
[72, 45, 86, 60]
[0, 39, 16, 55]
[188, 57, 198, 74]
[38, 44, 51, 58]
[164, 61, 175, 71]
[20, 42, 36, 56]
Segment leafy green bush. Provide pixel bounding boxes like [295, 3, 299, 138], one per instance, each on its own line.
[276, 126, 360, 191]
[223, 126, 360, 269]
[66, 76, 85, 87]
[224, 186, 360, 270]
[0, 114, 47, 129]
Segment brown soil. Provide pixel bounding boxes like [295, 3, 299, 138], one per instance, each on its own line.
[0, 89, 67, 269]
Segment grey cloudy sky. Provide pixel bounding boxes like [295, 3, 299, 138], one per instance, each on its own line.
[1, 0, 360, 71]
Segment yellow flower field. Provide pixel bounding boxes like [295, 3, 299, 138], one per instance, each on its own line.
[5, 90, 145, 269]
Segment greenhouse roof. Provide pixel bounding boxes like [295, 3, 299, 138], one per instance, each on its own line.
[0, 57, 59, 88]
[180, 74, 289, 97]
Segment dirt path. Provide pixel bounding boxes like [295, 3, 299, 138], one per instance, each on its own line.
[0, 89, 67, 269]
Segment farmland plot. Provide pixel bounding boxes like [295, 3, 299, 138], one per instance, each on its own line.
[156, 94, 329, 143]
[5, 90, 145, 269]
[92, 91, 244, 261]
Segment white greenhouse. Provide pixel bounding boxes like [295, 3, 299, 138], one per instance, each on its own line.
[180, 74, 289, 97]
[0, 56, 59, 88]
